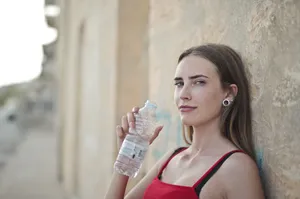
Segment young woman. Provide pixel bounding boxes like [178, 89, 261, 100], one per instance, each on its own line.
[105, 44, 265, 199]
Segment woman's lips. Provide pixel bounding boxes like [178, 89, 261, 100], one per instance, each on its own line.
[179, 105, 197, 112]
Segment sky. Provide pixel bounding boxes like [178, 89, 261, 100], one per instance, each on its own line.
[0, 0, 58, 87]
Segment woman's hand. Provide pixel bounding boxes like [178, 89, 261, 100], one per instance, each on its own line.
[116, 106, 163, 150]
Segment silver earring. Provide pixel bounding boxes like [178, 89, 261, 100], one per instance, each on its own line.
[222, 99, 231, 107]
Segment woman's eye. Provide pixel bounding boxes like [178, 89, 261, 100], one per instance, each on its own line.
[174, 82, 183, 87]
[194, 80, 206, 85]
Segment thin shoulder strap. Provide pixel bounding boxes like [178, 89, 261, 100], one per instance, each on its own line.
[193, 150, 244, 196]
[157, 147, 187, 179]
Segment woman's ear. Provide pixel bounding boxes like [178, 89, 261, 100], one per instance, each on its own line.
[226, 84, 238, 100]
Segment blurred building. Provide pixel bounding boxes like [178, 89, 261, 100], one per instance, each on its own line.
[0, 0, 58, 173]
[56, 0, 300, 199]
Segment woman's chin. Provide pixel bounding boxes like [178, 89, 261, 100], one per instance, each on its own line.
[181, 117, 196, 126]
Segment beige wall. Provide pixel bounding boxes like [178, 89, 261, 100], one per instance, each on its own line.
[56, 0, 300, 198]
[56, 0, 119, 198]
[116, 0, 150, 191]
[75, 1, 119, 198]
[56, 0, 150, 198]
[147, 1, 300, 198]
[56, 0, 81, 195]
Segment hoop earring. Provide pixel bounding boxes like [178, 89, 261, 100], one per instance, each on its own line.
[222, 99, 231, 107]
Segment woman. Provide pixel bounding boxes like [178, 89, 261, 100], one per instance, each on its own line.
[105, 44, 265, 199]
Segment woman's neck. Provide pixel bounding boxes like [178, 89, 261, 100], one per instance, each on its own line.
[188, 118, 228, 155]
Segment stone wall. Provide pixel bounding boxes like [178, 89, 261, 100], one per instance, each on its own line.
[147, 1, 300, 198]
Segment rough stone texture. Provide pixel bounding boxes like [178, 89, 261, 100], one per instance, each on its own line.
[148, 0, 300, 198]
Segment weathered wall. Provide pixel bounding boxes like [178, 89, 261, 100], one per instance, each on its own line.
[76, 1, 119, 198]
[56, 0, 119, 198]
[56, 0, 300, 198]
[56, 0, 81, 195]
[147, 0, 300, 198]
[116, 0, 150, 191]
[56, 0, 150, 198]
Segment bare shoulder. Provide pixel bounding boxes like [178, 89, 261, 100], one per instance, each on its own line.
[221, 152, 259, 175]
[219, 152, 265, 199]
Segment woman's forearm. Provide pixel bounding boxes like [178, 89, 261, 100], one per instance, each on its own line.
[104, 171, 129, 199]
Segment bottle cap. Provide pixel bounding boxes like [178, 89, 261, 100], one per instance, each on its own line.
[145, 100, 157, 109]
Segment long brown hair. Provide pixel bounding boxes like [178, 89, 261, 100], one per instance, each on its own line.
[178, 44, 255, 160]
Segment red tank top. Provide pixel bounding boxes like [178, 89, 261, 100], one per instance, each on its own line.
[143, 147, 244, 199]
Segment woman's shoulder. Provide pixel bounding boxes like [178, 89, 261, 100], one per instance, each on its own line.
[221, 151, 258, 171]
[218, 150, 259, 177]
[218, 151, 265, 198]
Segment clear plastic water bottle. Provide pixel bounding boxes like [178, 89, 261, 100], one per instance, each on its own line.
[114, 100, 158, 178]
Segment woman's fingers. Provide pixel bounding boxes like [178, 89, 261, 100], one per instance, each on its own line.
[116, 125, 125, 139]
[149, 125, 163, 144]
[120, 106, 139, 135]
[132, 107, 139, 113]
[121, 115, 129, 133]
[127, 112, 135, 129]
[119, 106, 161, 146]
[116, 106, 141, 150]
[116, 125, 126, 150]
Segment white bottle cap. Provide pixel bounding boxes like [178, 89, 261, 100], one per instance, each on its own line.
[145, 100, 157, 109]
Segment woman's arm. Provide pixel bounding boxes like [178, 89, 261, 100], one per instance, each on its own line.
[104, 148, 176, 199]
[105, 172, 129, 199]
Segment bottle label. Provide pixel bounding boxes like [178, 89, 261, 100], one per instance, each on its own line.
[120, 139, 147, 161]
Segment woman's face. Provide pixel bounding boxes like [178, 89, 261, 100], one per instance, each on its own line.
[174, 55, 227, 127]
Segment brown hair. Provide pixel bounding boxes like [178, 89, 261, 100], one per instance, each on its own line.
[178, 43, 255, 160]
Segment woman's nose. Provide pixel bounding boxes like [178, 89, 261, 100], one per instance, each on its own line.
[180, 86, 192, 100]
